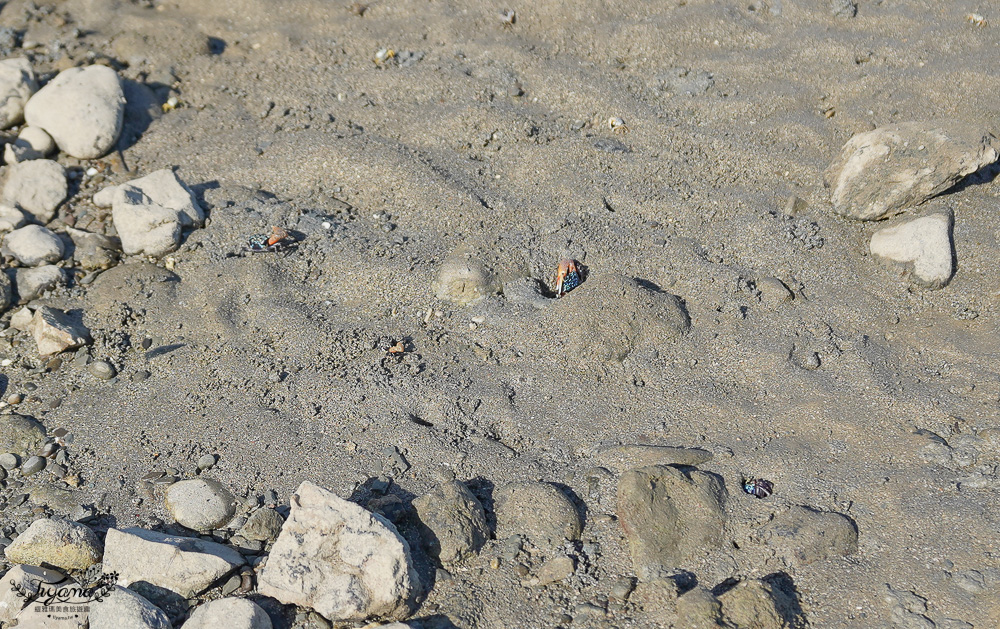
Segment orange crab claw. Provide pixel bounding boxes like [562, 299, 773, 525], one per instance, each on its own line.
[555, 258, 581, 297]
[267, 226, 289, 246]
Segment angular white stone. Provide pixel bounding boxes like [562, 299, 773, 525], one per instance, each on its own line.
[825, 121, 999, 220]
[258, 481, 420, 623]
[111, 170, 202, 257]
[24, 65, 125, 159]
[102, 528, 244, 598]
[88, 586, 170, 629]
[2, 160, 67, 223]
[181, 598, 272, 629]
[28, 307, 90, 357]
[0, 58, 37, 129]
[9, 306, 33, 331]
[870, 213, 954, 289]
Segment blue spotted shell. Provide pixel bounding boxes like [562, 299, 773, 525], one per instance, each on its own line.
[561, 268, 581, 294]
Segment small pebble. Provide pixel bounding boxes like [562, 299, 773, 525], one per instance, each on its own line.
[21, 455, 46, 475]
[7, 394, 21, 404]
[88, 360, 116, 380]
[0, 453, 18, 469]
[197, 454, 217, 470]
[131, 370, 151, 383]
[221, 573, 241, 596]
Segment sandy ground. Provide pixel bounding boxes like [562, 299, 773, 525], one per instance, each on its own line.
[2, 0, 1000, 626]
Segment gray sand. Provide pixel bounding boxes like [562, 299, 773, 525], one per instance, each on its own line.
[1, 0, 999, 626]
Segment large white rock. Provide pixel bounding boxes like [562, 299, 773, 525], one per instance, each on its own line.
[28, 307, 90, 357]
[0, 58, 37, 129]
[102, 528, 244, 598]
[23, 65, 125, 159]
[2, 159, 67, 223]
[88, 586, 170, 629]
[825, 121, 999, 220]
[870, 212, 954, 289]
[4, 225, 64, 266]
[111, 170, 203, 257]
[3, 518, 102, 570]
[181, 598, 272, 629]
[258, 481, 420, 623]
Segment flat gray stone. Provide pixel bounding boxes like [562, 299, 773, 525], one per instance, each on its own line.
[103, 527, 244, 598]
[617, 465, 727, 580]
[413, 479, 489, 564]
[0, 414, 45, 458]
[24, 65, 125, 159]
[759, 505, 858, 566]
[825, 121, 999, 220]
[258, 481, 420, 623]
[495, 482, 582, 547]
[870, 212, 954, 289]
[236, 507, 284, 542]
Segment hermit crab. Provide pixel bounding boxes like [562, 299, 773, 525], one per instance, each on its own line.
[555, 258, 583, 297]
[742, 477, 774, 499]
[247, 226, 292, 253]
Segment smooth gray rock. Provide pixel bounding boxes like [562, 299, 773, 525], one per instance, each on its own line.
[258, 481, 420, 623]
[236, 507, 284, 542]
[28, 307, 90, 357]
[413, 479, 489, 564]
[617, 465, 727, 580]
[759, 505, 858, 566]
[23, 65, 125, 159]
[0, 203, 25, 232]
[164, 478, 237, 531]
[88, 586, 171, 629]
[0, 58, 37, 129]
[15, 265, 63, 301]
[3, 517, 102, 570]
[2, 159, 67, 223]
[4, 224, 64, 266]
[495, 482, 582, 546]
[825, 121, 999, 220]
[870, 212, 954, 289]
[181, 598, 272, 629]
[102, 528, 244, 598]
[66, 227, 120, 271]
[0, 414, 45, 458]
